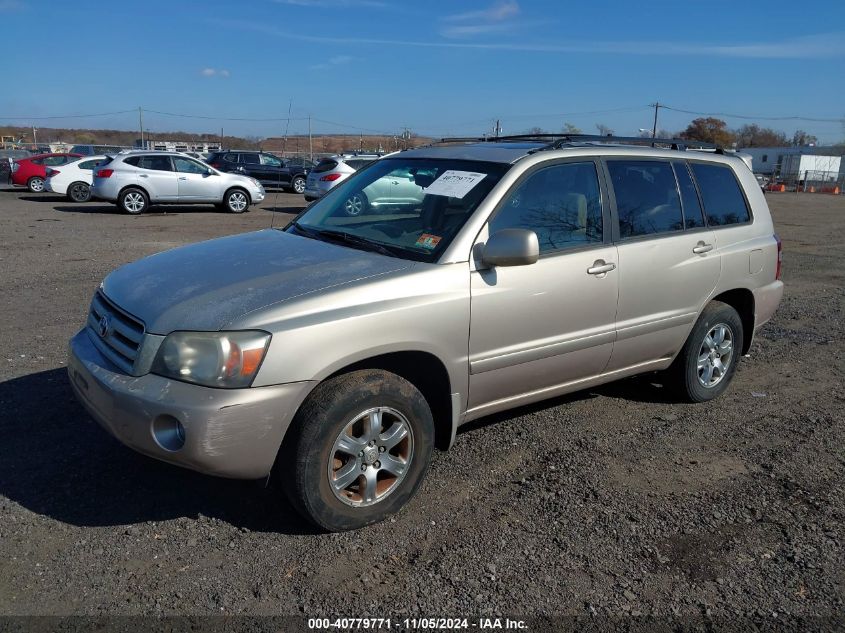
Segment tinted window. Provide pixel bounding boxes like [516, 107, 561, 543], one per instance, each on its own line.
[222, 153, 239, 163]
[690, 163, 751, 226]
[673, 162, 706, 229]
[136, 156, 173, 171]
[241, 153, 260, 165]
[492, 162, 603, 254]
[608, 160, 683, 238]
[173, 157, 208, 174]
[42, 156, 68, 166]
[314, 160, 338, 173]
[79, 159, 104, 170]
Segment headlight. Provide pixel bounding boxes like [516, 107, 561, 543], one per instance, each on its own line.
[151, 331, 271, 388]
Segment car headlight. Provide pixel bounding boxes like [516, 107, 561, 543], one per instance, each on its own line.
[151, 331, 271, 388]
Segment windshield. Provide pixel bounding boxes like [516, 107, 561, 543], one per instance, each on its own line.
[286, 157, 508, 261]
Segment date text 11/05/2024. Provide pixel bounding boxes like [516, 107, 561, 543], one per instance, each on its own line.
[308, 617, 528, 630]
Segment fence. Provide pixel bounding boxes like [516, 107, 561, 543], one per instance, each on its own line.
[767, 168, 844, 194]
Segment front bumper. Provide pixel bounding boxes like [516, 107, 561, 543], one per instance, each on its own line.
[68, 329, 315, 479]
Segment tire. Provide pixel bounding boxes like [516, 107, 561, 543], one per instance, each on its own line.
[343, 191, 369, 216]
[224, 188, 249, 213]
[667, 301, 744, 403]
[67, 181, 91, 203]
[291, 176, 306, 194]
[279, 369, 434, 531]
[118, 188, 148, 215]
[27, 176, 45, 193]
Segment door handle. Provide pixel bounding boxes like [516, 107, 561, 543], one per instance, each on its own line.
[178, 176, 187, 181]
[587, 260, 616, 275]
[693, 242, 714, 254]
[139, 174, 148, 178]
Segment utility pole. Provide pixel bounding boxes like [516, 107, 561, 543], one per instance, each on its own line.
[220, 127, 224, 149]
[139, 107, 145, 148]
[308, 115, 313, 163]
[493, 119, 502, 138]
[650, 101, 660, 139]
[32, 126, 38, 146]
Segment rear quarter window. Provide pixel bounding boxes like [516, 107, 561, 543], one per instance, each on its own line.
[314, 160, 338, 173]
[690, 163, 751, 226]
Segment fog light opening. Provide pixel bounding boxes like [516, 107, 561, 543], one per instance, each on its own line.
[152, 415, 186, 452]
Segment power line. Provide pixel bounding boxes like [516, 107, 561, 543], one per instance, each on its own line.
[144, 109, 310, 122]
[659, 105, 844, 123]
[0, 109, 137, 120]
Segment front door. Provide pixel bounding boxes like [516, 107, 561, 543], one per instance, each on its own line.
[468, 159, 618, 415]
[173, 156, 218, 201]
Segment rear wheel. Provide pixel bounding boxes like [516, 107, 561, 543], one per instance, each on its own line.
[27, 176, 45, 193]
[67, 181, 91, 203]
[119, 188, 148, 215]
[667, 301, 743, 403]
[224, 188, 249, 213]
[279, 369, 434, 531]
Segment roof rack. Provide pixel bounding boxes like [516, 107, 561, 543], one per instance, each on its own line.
[437, 133, 720, 152]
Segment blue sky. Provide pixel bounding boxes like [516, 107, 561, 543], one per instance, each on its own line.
[1, 0, 844, 142]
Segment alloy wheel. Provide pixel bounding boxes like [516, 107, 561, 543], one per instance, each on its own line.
[229, 191, 248, 212]
[124, 192, 145, 213]
[29, 178, 45, 192]
[697, 323, 734, 388]
[344, 194, 364, 216]
[70, 183, 89, 202]
[293, 178, 306, 194]
[328, 406, 414, 507]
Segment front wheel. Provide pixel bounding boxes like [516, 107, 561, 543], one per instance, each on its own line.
[279, 369, 434, 531]
[291, 176, 306, 194]
[27, 176, 45, 193]
[224, 188, 249, 213]
[343, 191, 368, 216]
[667, 301, 744, 403]
[67, 181, 91, 203]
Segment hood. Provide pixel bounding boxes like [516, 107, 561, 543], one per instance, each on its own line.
[102, 229, 412, 334]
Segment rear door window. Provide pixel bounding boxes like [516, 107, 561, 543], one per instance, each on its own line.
[137, 155, 173, 171]
[690, 163, 751, 226]
[241, 153, 260, 165]
[607, 160, 683, 238]
[79, 159, 105, 170]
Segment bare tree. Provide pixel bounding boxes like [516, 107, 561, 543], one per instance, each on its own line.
[526, 126, 545, 135]
[596, 123, 614, 136]
[562, 122, 581, 134]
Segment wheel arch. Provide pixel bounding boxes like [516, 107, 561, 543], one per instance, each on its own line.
[118, 183, 150, 200]
[318, 351, 455, 451]
[710, 288, 755, 355]
[224, 185, 251, 204]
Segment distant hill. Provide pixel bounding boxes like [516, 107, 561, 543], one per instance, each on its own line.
[0, 125, 434, 156]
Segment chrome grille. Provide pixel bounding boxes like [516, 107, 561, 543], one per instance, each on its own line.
[87, 291, 145, 374]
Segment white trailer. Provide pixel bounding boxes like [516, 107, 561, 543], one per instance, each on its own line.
[778, 154, 840, 182]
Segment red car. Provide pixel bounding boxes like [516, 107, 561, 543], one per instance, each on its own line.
[12, 153, 82, 193]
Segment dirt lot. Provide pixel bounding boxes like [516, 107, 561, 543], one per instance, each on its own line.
[0, 188, 842, 626]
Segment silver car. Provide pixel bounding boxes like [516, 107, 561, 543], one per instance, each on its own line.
[91, 151, 265, 214]
[304, 153, 381, 203]
[69, 137, 783, 531]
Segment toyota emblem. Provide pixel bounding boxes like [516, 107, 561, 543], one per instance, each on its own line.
[98, 314, 111, 338]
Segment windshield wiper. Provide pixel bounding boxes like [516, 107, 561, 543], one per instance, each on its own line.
[291, 222, 398, 257]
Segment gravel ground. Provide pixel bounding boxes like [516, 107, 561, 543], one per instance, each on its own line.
[0, 189, 842, 628]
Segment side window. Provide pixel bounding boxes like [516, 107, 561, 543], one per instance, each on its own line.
[79, 159, 104, 170]
[173, 157, 208, 174]
[138, 156, 173, 171]
[673, 162, 706, 229]
[608, 160, 683, 238]
[690, 163, 751, 226]
[241, 153, 260, 165]
[491, 161, 604, 254]
[43, 156, 67, 166]
[30, 158, 44, 165]
[123, 157, 139, 167]
[222, 153, 239, 163]
[261, 154, 282, 167]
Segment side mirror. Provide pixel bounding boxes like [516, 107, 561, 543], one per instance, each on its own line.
[205, 168, 215, 176]
[481, 228, 540, 267]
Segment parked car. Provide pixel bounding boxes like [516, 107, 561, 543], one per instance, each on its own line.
[11, 153, 83, 192]
[304, 153, 382, 202]
[0, 149, 32, 185]
[68, 138, 783, 531]
[206, 151, 311, 193]
[90, 151, 265, 214]
[70, 144, 126, 156]
[44, 155, 108, 202]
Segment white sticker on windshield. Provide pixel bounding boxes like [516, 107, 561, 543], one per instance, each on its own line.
[424, 170, 487, 199]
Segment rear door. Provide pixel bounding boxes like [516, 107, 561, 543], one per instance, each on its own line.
[259, 153, 290, 186]
[603, 158, 720, 371]
[468, 159, 618, 415]
[239, 153, 262, 181]
[135, 155, 178, 200]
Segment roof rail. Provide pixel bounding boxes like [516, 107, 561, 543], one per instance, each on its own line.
[438, 133, 720, 151]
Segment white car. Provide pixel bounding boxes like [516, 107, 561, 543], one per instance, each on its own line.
[45, 155, 108, 202]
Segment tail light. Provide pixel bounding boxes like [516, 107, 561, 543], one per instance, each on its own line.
[96, 168, 114, 178]
[320, 173, 342, 182]
[775, 234, 783, 280]
[46, 168, 60, 177]
[11, 161, 19, 173]
[209, 162, 221, 169]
